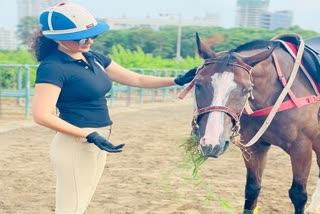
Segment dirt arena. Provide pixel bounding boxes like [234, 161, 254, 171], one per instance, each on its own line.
[0, 97, 318, 214]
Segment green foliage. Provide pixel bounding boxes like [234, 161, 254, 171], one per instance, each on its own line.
[0, 49, 37, 64]
[8, 25, 319, 66]
[93, 25, 319, 60]
[0, 49, 38, 88]
[2, 26, 320, 89]
[92, 27, 179, 58]
[108, 44, 201, 69]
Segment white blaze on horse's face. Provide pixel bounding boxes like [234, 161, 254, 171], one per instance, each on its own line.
[199, 71, 237, 149]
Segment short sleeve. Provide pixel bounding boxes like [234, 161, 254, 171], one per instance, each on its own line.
[90, 51, 112, 68]
[35, 62, 65, 88]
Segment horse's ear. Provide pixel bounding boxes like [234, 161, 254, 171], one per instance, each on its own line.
[196, 32, 216, 59]
[238, 43, 279, 66]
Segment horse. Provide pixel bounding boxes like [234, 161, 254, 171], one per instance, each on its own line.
[180, 33, 320, 214]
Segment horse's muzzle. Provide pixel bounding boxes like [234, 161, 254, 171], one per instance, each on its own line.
[199, 141, 230, 158]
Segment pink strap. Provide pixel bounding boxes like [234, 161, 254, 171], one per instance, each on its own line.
[244, 95, 320, 116]
[272, 53, 303, 107]
[178, 80, 195, 99]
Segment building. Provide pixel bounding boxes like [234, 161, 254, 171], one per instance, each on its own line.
[269, 10, 293, 30]
[0, 28, 18, 50]
[104, 13, 220, 31]
[17, 0, 68, 22]
[236, 0, 270, 28]
[259, 10, 293, 29]
[258, 12, 272, 29]
[236, 0, 293, 30]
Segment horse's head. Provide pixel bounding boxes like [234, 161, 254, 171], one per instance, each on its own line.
[192, 33, 278, 158]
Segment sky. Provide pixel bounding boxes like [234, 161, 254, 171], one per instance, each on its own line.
[1, 0, 320, 32]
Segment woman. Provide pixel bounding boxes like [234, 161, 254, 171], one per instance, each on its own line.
[31, 2, 196, 214]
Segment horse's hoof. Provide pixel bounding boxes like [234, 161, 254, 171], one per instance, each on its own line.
[243, 208, 258, 214]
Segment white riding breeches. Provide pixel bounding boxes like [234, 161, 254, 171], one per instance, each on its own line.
[50, 126, 111, 214]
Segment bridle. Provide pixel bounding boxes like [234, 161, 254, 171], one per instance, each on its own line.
[182, 37, 307, 148]
[180, 57, 253, 139]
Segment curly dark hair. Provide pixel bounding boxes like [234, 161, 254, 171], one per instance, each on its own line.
[30, 30, 58, 62]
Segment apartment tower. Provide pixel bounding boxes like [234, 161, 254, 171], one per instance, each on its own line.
[236, 0, 270, 28]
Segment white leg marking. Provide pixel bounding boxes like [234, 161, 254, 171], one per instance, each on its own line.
[200, 72, 237, 146]
[305, 178, 320, 213]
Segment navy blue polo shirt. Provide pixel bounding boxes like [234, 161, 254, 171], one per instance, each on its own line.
[35, 50, 113, 128]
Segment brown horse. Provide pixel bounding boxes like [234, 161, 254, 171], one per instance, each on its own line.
[183, 33, 320, 214]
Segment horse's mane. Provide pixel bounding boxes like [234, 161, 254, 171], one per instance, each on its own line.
[207, 39, 279, 72]
[233, 40, 276, 52]
[213, 54, 235, 72]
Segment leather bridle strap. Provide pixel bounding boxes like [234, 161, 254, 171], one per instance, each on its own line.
[178, 60, 252, 99]
[197, 106, 240, 123]
[204, 59, 253, 73]
[178, 79, 195, 99]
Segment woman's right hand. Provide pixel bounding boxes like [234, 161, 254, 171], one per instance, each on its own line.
[86, 131, 125, 153]
[174, 67, 198, 86]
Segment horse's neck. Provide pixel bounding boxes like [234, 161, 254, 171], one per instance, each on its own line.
[249, 58, 280, 106]
[251, 50, 318, 109]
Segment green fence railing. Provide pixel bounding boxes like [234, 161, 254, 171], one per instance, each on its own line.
[0, 64, 188, 118]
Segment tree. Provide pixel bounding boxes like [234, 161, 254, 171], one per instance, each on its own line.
[16, 16, 40, 48]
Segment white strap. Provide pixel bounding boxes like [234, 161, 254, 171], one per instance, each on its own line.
[244, 35, 305, 147]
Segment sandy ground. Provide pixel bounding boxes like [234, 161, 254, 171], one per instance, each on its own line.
[0, 98, 318, 214]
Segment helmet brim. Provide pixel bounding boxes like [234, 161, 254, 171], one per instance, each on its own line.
[43, 22, 109, 40]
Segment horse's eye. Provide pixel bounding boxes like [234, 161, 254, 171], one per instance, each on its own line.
[194, 81, 204, 97]
[194, 80, 203, 90]
[195, 81, 203, 89]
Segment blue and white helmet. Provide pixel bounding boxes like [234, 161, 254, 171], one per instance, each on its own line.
[39, 2, 109, 40]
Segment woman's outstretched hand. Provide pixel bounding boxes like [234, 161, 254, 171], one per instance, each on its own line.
[174, 67, 198, 86]
[86, 131, 125, 153]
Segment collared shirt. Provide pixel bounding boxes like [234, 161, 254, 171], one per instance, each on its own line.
[35, 50, 113, 128]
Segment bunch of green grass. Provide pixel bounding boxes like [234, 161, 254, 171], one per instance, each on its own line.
[180, 135, 208, 179]
[180, 135, 235, 213]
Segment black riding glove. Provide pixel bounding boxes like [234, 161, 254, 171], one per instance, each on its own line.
[174, 67, 197, 86]
[86, 131, 125, 153]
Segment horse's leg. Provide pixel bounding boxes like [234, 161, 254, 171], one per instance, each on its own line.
[242, 141, 271, 214]
[288, 141, 313, 214]
[305, 134, 320, 213]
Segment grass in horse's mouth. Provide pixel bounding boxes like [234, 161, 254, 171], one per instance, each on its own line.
[179, 135, 235, 212]
[180, 135, 208, 178]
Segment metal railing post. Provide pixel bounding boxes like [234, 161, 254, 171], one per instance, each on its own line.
[24, 65, 31, 118]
